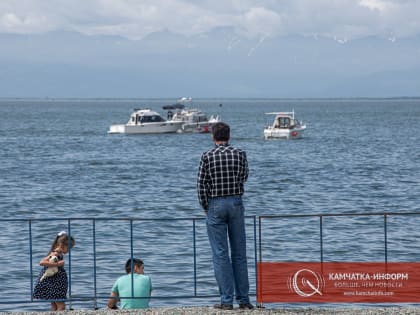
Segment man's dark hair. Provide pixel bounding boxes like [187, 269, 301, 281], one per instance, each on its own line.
[125, 258, 143, 273]
[212, 122, 230, 142]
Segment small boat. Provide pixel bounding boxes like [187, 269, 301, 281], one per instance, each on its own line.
[170, 108, 220, 133]
[264, 111, 306, 140]
[108, 108, 184, 134]
[163, 97, 221, 133]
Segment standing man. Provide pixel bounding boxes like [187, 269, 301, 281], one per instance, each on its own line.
[197, 122, 254, 310]
[108, 258, 152, 310]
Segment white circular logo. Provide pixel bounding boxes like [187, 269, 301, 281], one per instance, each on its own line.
[290, 268, 324, 297]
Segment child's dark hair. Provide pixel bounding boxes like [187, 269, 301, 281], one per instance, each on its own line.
[50, 231, 75, 253]
[125, 258, 144, 273]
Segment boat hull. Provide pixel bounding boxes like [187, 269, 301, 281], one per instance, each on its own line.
[264, 126, 306, 140]
[179, 119, 219, 133]
[108, 122, 183, 134]
[181, 122, 211, 133]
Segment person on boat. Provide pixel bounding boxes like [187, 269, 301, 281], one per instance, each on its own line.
[108, 258, 152, 309]
[197, 122, 254, 310]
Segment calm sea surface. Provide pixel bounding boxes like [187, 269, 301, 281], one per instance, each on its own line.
[1, 99, 419, 311]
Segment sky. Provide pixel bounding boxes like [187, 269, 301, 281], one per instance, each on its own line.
[1, 0, 420, 98]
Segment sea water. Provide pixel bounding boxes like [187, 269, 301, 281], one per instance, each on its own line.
[0, 98, 419, 311]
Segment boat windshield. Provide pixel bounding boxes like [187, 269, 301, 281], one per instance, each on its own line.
[193, 115, 208, 123]
[140, 115, 166, 123]
[275, 117, 291, 128]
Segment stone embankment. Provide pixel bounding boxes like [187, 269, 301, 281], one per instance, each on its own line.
[4, 306, 420, 315]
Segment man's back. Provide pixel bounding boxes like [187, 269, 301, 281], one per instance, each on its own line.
[197, 143, 248, 210]
[112, 273, 152, 309]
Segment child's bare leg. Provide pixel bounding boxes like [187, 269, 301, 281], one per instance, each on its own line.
[56, 302, 65, 311]
[51, 302, 58, 311]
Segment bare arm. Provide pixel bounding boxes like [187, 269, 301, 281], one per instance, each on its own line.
[107, 291, 119, 309]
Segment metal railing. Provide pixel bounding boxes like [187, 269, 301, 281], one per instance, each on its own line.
[0, 216, 258, 311]
[258, 211, 420, 265]
[1, 211, 419, 311]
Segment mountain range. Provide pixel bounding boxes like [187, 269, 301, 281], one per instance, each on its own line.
[1, 28, 419, 98]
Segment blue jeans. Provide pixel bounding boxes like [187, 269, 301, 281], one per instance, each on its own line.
[206, 195, 250, 305]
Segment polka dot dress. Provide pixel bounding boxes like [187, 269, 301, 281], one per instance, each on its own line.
[33, 254, 68, 300]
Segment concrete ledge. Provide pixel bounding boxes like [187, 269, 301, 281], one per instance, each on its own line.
[4, 306, 420, 315]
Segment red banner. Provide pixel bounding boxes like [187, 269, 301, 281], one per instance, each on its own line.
[257, 262, 420, 303]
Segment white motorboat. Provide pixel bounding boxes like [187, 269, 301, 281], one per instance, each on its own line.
[264, 111, 306, 140]
[163, 97, 221, 133]
[108, 108, 184, 134]
[170, 108, 220, 133]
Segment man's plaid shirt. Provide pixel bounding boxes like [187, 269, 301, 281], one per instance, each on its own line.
[197, 143, 249, 210]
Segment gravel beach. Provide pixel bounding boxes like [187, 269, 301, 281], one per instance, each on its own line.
[3, 306, 420, 315]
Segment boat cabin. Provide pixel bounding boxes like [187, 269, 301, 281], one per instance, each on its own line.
[274, 116, 297, 129]
[128, 109, 166, 125]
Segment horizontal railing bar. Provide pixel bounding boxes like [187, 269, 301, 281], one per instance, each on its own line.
[0, 217, 207, 222]
[259, 211, 420, 219]
[3, 212, 419, 223]
[0, 294, 231, 304]
[1, 216, 243, 223]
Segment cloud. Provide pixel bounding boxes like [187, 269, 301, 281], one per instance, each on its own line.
[0, 0, 419, 40]
[0, 11, 54, 34]
[358, 0, 395, 12]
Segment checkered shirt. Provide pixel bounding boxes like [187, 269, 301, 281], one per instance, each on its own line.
[197, 143, 249, 210]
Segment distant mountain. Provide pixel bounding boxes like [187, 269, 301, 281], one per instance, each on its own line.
[0, 30, 419, 98]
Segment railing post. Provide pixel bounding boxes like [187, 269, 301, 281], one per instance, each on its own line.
[92, 219, 98, 309]
[130, 219, 134, 298]
[193, 219, 197, 297]
[29, 220, 33, 302]
[319, 215, 324, 264]
[384, 214, 388, 264]
[67, 219, 73, 310]
[252, 216, 259, 307]
[256, 216, 263, 308]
